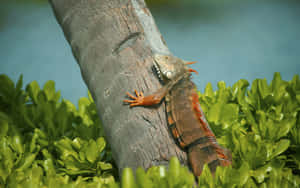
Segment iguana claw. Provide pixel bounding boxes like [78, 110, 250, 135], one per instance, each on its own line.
[124, 88, 165, 107]
[123, 90, 145, 107]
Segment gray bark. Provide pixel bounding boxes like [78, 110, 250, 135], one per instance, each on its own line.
[49, 0, 187, 174]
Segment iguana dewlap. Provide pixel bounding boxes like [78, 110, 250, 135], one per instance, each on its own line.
[123, 54, 232, 176]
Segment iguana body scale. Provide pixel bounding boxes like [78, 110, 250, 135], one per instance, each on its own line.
[124, 54, 231, 176]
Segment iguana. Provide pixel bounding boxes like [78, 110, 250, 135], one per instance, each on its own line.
[123, 54, 232, 176]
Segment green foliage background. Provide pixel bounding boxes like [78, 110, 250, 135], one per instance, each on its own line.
[0, 73, 299, 187]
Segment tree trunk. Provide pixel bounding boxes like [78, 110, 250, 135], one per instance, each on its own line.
[49, 0, 187, 175]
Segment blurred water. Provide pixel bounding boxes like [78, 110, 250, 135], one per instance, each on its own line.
[0, 1, 87, 104]
[0, 0, 299, 104]
[151, 0, 300, 91]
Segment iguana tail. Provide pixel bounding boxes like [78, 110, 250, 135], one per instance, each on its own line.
[187, 92, 231, 176]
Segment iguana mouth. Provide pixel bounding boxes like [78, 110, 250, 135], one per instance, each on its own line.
[153, 62, 163, 82]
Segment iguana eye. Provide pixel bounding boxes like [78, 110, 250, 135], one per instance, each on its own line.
[166, 71, 172, 78]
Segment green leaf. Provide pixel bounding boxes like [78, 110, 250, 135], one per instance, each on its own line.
[258, 78, 270, 100]
[43, 80, 60, 102]
[88, 90, 94, 102]
[16, 152, 38, 171]
[276, 118, 295, 140]
[136, 167, 153, 188]
[296, 94, 300, 103]
[232, 79, 249, 104]
[207, 102, 222, 125]
[63, 99, 77, 113]
[0, 74, 15, 103]
[178, 166, 194, 187]
[78, 97, 93, 126]
[15, 74, 23, 93]
[270, 139, 290, 159]
[0, 120, 8, 138]
[168, 157, 180, 181]
[237, 162, 250, 186]
[55, 102, 71, 135]
[85, 139, 98, 163]
[122, 168, 137, 188]
[217, 81, 230, 103]
[198, 164, 213, 188]
[271, 72, 283, 92]
[42, 158, 56, 176]
[71, 137, 82, 150]
[11, 135, 24, 154]
[96, 137, 106, 153]
[251, 163, 272, 183]
[26, 80, 40, 104]
[207, 102, 238, 130]
[246, 79, 260, 109]
[0, 138, 15, 181]
[220, 103, 239, 129]
[204, 82, 214, 97]
[98, 161, 112, 171]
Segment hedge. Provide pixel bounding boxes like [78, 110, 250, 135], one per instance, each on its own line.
[0, 73, 299, 187]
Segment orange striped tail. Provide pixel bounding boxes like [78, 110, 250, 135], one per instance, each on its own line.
[189, 92, 232, 176]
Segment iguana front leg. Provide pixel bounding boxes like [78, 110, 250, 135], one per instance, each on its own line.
[124, 87, 168, 107]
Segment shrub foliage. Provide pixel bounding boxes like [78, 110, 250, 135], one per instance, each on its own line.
[0, 73, 299, 187]
[0, 75, 116, 187]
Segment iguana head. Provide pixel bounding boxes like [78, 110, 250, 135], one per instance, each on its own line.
[153, 54, 197, 83]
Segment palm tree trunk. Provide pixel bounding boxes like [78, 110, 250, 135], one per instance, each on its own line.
[49, 0, 187, 175]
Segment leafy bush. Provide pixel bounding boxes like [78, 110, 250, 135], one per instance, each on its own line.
[0, 75, 117, 187]
[198, 72, 300, 187]
[0, 73, 299, 187]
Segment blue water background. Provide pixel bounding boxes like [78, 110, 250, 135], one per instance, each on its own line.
[0, 0, 299, 104]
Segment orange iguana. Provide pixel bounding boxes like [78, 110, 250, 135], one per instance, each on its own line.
[123, 54, 232, 176]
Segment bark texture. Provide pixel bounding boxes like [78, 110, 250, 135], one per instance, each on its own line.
[49, 0, 187, 174]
